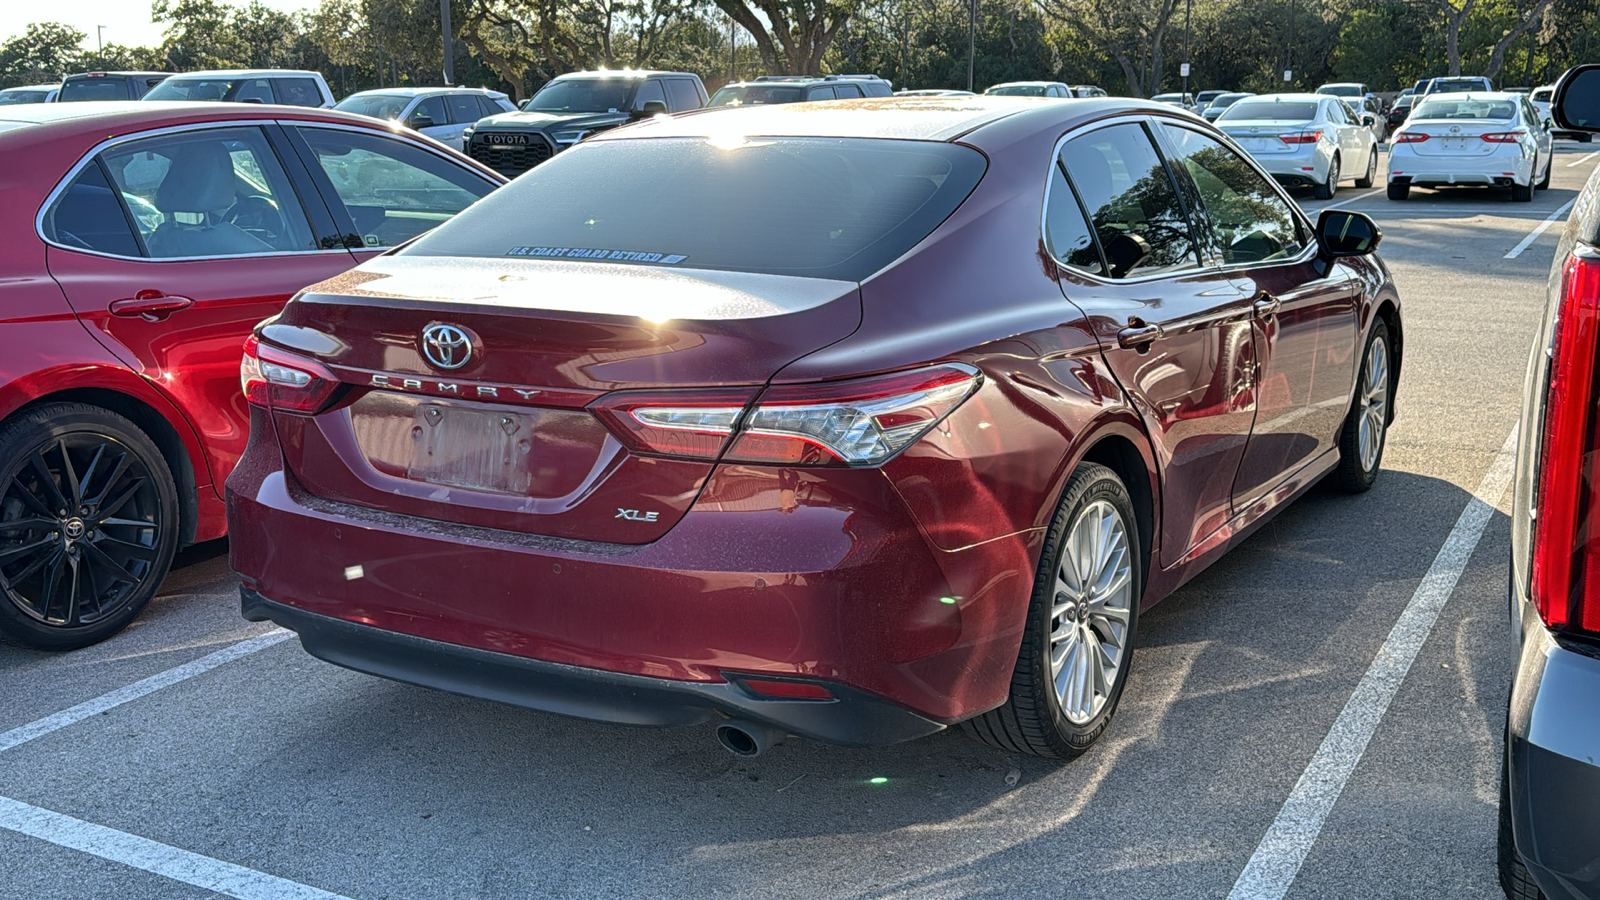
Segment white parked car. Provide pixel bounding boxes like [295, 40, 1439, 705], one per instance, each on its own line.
[1201, 91, 1254, 121]
[1214, 93, 1379, 199]
[142, 69, 335, 108]
[1151, 92, 1199, 112]
[1386, 91, 1552, 201]
[0, 84, 59, 104]
[335, 88, 516, 146]
[983, 81, 1073, 98]
[1531, 84, 1592, 142]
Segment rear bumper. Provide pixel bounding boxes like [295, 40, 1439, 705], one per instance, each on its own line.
[1388, 146, 1534, 186]
[1251, 146, 1329, 186]
[1506, 613, 1600, 900]
[242, 587, 944, 745]
[226, 422, 1038, 736]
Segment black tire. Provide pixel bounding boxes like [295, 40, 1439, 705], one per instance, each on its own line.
[1332, 320, 1392, 493]
[0, 403, 180, 650]
[1313, 154, 1340, 200]
[1355, 146, 1377, 188]
[1387, 181, 1410, 201]
[1512, 180, 1534, 202]
[965, 463, 1142, 759]
[1499, 753, 1545, 900]
[1536, 157, 1551, 190]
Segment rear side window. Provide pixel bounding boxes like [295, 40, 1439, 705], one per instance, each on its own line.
[43, 163, 142, 256]
[476, 95, 505, 117]
[633, 79, 666, 109]
[276, 78, 323, 107]
[1044, 160, 1103, 276]
[297, 127, 492, 247]
[808, 86, 837, 100]
[833, 84, 863, 99]
[59, 78, 132, 102]
[404, 136, 988, 281]
[1058, 123, 1197, 279]
[665, 79, 701, 111]
[446, 94, 482, 124]
[233, 79, 276, 103]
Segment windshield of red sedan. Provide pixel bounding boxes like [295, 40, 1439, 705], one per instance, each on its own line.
[403, 136, 988, 281]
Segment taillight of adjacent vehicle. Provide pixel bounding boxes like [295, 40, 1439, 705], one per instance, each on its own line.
[240, 335, 340, 414]
[1531, 252, 1600, 634]
[591, 364, 982, 467]
[1279, 131, 1323, 145]
[1393, 132, 1429, 143]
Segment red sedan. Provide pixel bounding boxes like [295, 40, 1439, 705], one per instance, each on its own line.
[228, 97, 1403, 758]
[0, 102, 502, 650]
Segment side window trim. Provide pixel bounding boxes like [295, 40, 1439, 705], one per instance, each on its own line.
[1051, 156, 1110, 276]
[1137, 117, 1209, 272]
[263, 121, 352, 252]
[93, 156, 153, 258]
[1042, 115, 1215, 283]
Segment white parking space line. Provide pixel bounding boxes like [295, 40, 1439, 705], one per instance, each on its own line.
[1566, 151, 1598, 167]
[1226, 427, 1518, 900]
[0, 630, 290, 755]
[0, 795, 352, 900]
[1505, 200, 1577, 259]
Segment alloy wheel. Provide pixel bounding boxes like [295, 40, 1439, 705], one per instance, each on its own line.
[1050, 499, 1134, 725]
[1359, 335, 1390, 473]
[0, 434, 164, 628]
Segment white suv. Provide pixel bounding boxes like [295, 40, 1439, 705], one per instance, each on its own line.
[142, 69, 335, 108]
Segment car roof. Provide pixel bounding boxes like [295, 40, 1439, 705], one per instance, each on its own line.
[552, 70, 689, 80]
[63, 71, 169, 79]
[159, 69, 323, 79]
[344, 87, 505, 98]
[1, 84, 60, 91]
[989, 81, 1062, 88]
[1236, 93, 1327, 103]
[588, 95, 1168, 145]
[1414, 90, 1519, 101]
[0, 101, 402, 141]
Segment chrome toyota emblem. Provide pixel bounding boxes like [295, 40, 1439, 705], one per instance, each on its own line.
[420, 324, 473, 371]
[1450, 126, 1461, 133]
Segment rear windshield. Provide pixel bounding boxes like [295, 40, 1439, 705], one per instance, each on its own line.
[1430, 79, 1487, 93]
[1412, 98, 1515, 120]
[1219, 100, 1318, 121]
[709, 85, 804, 107]
[526, 78, 634, 113]
[335, 94, 412, 120]
[1317, 85, 1361, 96]
[988, 85, 1049, 96]
[59, 78, 130, 101]
[1212, 94, 1249, 108]
[404, 136, 987, 281]
[1531, 88, 1553, 102]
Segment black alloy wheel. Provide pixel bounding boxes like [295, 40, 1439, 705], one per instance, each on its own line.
[0, 404, 179, 650]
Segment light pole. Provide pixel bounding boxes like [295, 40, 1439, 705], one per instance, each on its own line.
[1182, 0, 1191, 99]
[729, 17, 736, 83]
[439, 0, 453, 85]
[96, 25, 105, 55]
[967, 0, 976, 92]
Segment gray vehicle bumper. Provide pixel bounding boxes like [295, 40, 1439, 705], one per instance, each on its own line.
[1507, 610, 1600, 900]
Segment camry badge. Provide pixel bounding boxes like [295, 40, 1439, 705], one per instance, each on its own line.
[421, 324, 473, 371]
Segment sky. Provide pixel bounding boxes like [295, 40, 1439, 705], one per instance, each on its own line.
[5, 0, 318, 50]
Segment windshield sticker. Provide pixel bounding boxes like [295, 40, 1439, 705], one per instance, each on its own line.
[507, 246, 688, 264]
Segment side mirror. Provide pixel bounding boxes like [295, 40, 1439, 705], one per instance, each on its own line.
[1544, 118, 1555, 131]
[1361, 113, 1376, 126]
[1316, 209, 1381, 258]
[408, 113, 436, 130]
[633, 100, 668, 119]
[1552, 64, 1600, 133]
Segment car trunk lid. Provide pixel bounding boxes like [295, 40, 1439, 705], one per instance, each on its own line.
[1219, 120, 1316, 154]
[263, 255, 862, 543]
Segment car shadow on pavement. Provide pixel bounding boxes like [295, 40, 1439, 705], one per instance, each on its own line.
[43, 466, 1503, 899]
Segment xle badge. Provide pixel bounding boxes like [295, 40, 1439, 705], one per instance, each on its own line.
[616, 508, 660, 522]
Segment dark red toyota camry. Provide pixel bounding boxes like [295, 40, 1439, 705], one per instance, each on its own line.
[228, 97, 1403, 758]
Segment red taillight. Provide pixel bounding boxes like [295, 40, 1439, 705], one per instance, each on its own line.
[1394, 132, 1429, 143]
[240, 335, 340, 414]
[1481, 132, 1522, 143]
[590, 365, 982, 468]
[1532, 254, 1600, 634]
[1279, 131, 1323, 144]
[589, 387, 759, 460]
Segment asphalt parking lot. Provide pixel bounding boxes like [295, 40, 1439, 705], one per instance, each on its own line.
[2, 142, 1598, 900]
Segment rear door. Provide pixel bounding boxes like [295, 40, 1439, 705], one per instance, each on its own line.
[1156, 121, 1359, 510]
[1051, 119, 1259, 568]
[442, 94, 484, 144]
[41, 123, 358, 493]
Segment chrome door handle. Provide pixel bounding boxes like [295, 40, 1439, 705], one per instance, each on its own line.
[1117, 322, 1165, 348]
[1253, 295, 1281, 318]
[110, 291, 194, 322]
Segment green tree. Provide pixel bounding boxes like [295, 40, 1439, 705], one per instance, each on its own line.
[0, 22, 87, 86]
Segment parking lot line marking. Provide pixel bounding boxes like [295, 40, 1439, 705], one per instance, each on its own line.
[1225, 427, 1518, 900]
[1505, 200, 1577, 259]
[0, 795, 351, 899]
[1566, 151, 1598, 167]
[0, 630, 291, 755]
